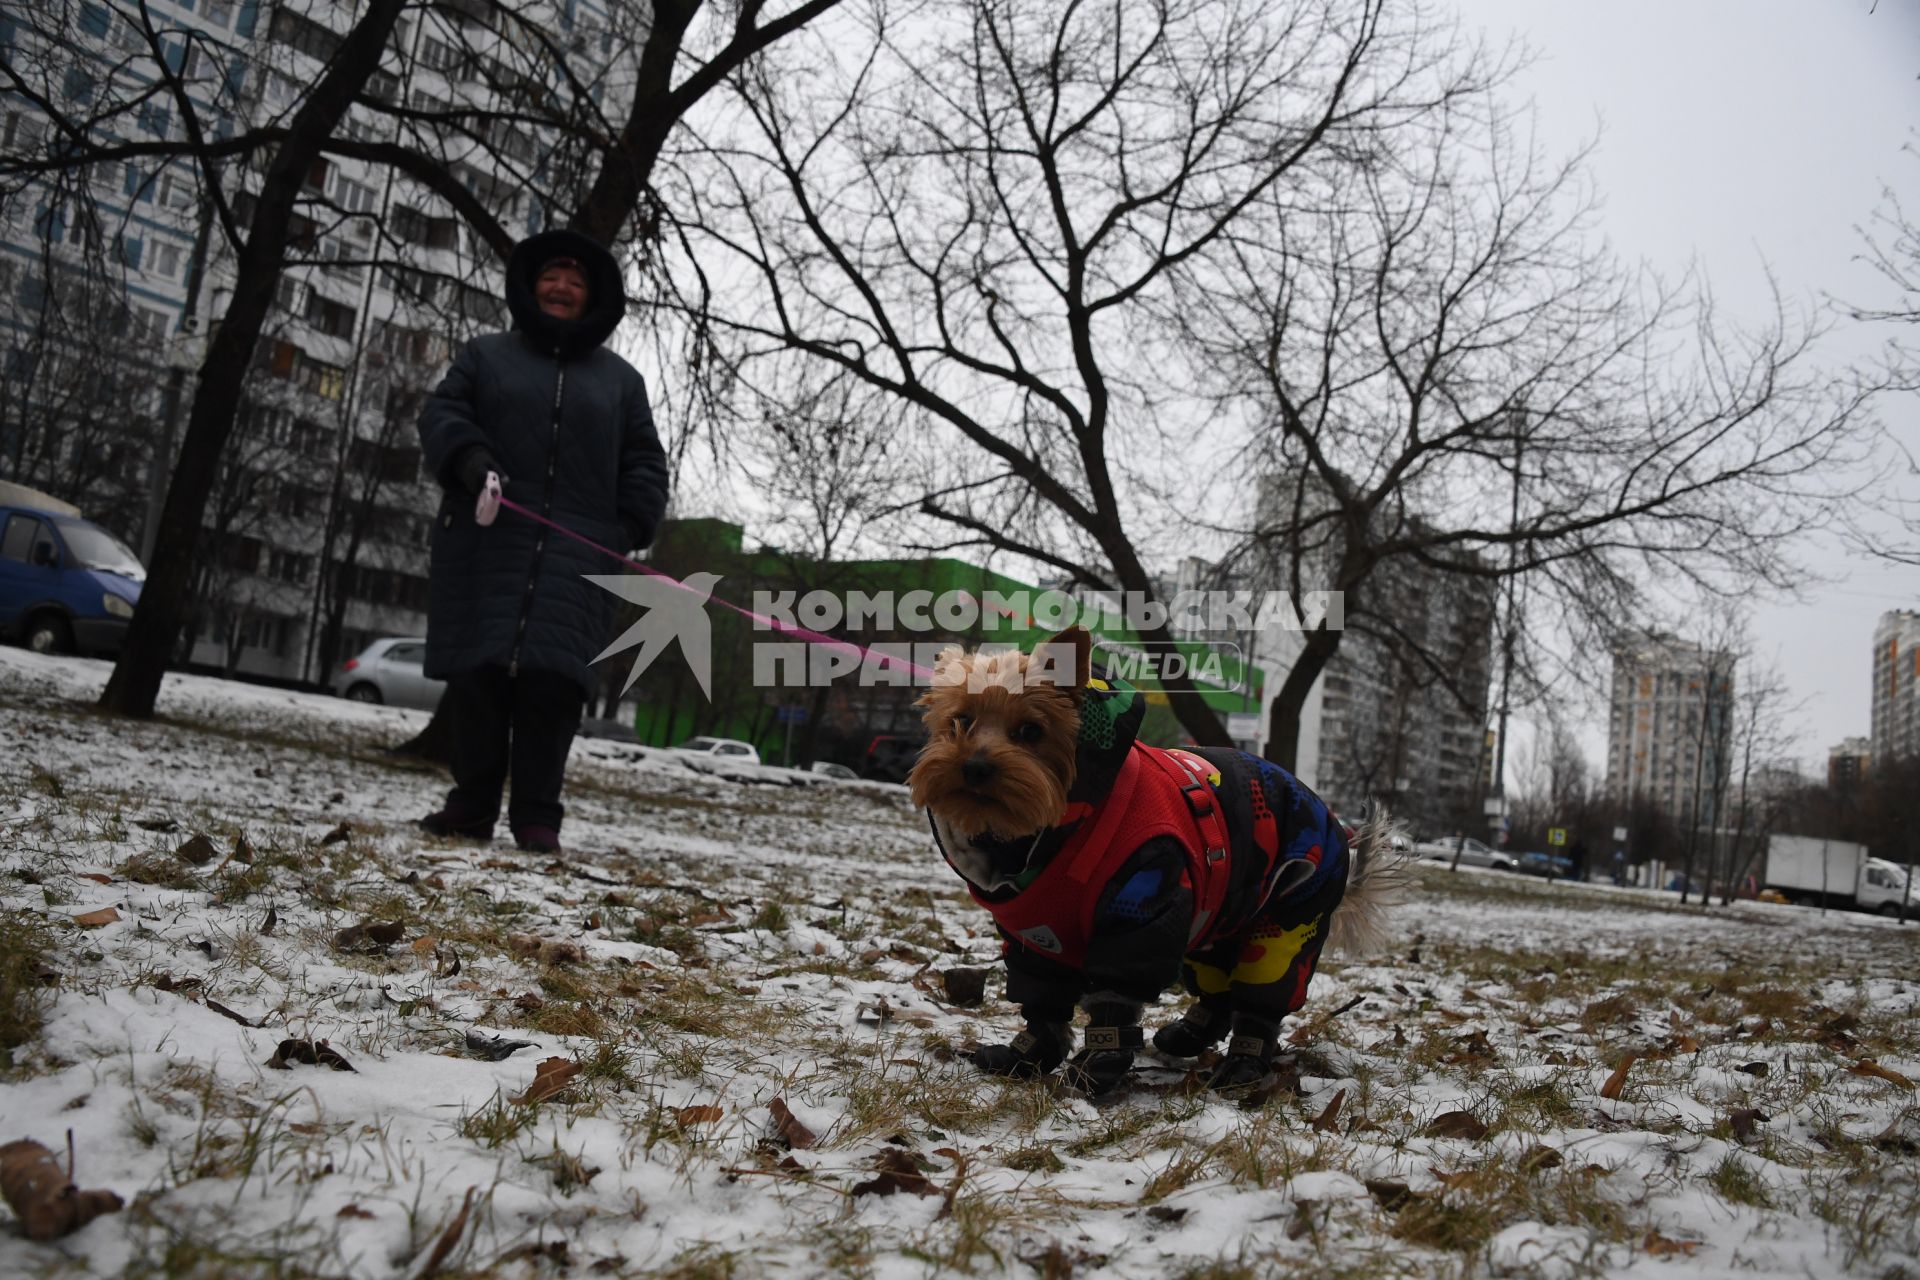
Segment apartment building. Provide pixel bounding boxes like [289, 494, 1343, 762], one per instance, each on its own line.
[1604, 632, 1736, 829]
[1828, 735, 1871, 789]
[0, 0, 624, 682]
[1245, 479, 1497, 833]
[1871, 610, 1920, 766]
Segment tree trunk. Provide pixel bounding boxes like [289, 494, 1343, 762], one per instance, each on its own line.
[100, 0, 408, 718]
[1263, 625, 1344, 772]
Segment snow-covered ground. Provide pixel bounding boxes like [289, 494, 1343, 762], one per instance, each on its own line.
[1, 647, 1916, 1279]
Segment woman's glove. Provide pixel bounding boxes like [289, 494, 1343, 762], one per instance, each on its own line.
[453, 445, 504, 497]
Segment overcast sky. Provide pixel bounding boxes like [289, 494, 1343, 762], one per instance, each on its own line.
[1449, 0, 1920, 778]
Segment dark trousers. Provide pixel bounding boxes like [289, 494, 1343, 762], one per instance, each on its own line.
[443, 665, 585, 832]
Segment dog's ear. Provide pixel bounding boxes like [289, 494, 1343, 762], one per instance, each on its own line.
[1032, 625, 1092, 697]
[916, 644, 969, 711]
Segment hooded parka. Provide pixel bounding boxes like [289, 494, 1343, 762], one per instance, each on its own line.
[417, 229, 669, 696]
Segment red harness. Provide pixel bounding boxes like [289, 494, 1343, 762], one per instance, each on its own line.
[969, 741, 1271, 968]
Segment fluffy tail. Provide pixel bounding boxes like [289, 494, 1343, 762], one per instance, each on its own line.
[1325, 806, 1413, 957]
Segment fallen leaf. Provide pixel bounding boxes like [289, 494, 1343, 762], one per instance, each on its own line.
[319, 823, 352, 846]
[73, 908, 120, 928]
[204, 999, 259, 1027]
[510, 1057, 581, 1105]
[1519, 1145, 1563, 1175]
[418, 1187, 474, 1278]
[1642, 1231, 1702, 1258]
[288, 1122, 325, 1135]
[132, 816, 176, 832]
[1735, 1061, 1769, 1078]
[685, 911, 730, 927]
[855, 998, 894, 1025]
[173, 834, 218, 865]
[1310, 1088, 1347, 1133]
[1421, 1110, 1488, 1141]
[1599, 1053, 1637, 1101]
[768, 1097, 817, 1149]
[265, 1039, 356, 1072]
[333, 920, 406, 953]
[851, 1147, 936, 1198]
[231, 834, 255, 864]
[940, 967, 988, 1007]
[463, 1030, 537, 1061]
[1363, 1178, 1415, 1211]
[507, 934, 586, 966]
[411, 937, 438, 956]
[336, 1204, 374, 1219]
[77, 872, 112, 885]
[675, 1104, 725, 1128]
[1728, 1108, 1768, 1143]
[260, 905, 278, 936]
[0, 1138, 124, 1241]
[1145, 1204, 1187, 1223]
[1847, 1059, 1915, 1090]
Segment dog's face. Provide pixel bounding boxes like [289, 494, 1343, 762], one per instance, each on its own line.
[909, 627, 1093, 839]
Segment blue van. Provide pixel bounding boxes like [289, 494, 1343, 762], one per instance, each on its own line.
[0, 503, 145, 655]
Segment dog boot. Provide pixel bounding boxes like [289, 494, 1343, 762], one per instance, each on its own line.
[1209, 1021, 1281, 1094]
[1061, 1023, 1143, 1096]
[973, 1021, 1069, 1079]
[1153, 998, 1230, 1058]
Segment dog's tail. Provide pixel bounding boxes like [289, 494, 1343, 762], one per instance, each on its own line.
[1325, 806, 1413, 957]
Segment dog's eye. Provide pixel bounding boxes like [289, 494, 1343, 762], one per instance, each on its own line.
[950, 712, 972, 733]
[1015, 722, 1044, 744]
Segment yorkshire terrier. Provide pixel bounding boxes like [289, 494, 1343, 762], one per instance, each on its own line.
[910, 626, 1404, 1095]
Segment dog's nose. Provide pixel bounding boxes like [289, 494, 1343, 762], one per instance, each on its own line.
[961, 753, 997, 787]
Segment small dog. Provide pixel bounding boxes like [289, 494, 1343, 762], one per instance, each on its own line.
[910, 626, 1404, 1094]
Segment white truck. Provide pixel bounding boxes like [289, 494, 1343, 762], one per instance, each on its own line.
[1760, 833, 1914, 916]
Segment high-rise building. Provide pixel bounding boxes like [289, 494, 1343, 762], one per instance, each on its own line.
[1, 0, 624, 683]
[1828, 736, 1871, 789]
[1871, 610, 1920, 765]
[1248, 478, 1496, 833]
[1604, 632, 1735, 829]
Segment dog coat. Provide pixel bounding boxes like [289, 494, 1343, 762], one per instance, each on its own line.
[962, 740, 1290, 969]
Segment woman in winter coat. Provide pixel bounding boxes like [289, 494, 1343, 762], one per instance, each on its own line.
[415, 228, 669, 854]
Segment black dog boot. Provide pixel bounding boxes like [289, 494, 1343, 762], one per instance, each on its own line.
[419, 803, 495, 841]
[1062, 1023, 1143, 1096]
[973, 1021, 1069, 1079]
[1209, 1022, 1281, 1094]
[1153, 998, 1230, 1058]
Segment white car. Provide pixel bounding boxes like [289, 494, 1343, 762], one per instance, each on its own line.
[670, 736, 762, 767]
[331, 637, 446, 711]
[803, 761, 858, 780]
[1414, 836, 1517, 871]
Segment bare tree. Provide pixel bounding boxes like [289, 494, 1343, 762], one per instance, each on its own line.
[1171, 46, 1874, 769]
[672, 0, 1491, 747]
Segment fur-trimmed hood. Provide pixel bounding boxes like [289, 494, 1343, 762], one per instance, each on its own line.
[505, 228, 626, 358]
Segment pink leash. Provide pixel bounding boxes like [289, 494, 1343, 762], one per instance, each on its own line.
[475, 473, 934, 678]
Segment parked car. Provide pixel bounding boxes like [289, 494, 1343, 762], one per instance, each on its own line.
[671, 736, 763, 767]
[1517, 850, 1577, 879]
[0, 502, 144, 656]
[1413, 835, 1517, 872]
[331, 638, 446, 710]
[803, 761, 858, 780]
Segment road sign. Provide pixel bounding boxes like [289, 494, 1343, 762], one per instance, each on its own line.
[1548, 827, 1567, 846]
[1226, 712, 1261, 739]
[775, 705, 808, 725]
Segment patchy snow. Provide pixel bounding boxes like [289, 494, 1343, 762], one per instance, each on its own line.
[1, 647, 1916, 1278]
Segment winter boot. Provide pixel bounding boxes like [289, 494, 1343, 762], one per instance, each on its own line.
[512, 824, 562, 855]
[418, 804, 495, 841]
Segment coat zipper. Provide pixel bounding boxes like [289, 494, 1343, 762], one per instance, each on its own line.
[508, 353, 566, 677]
